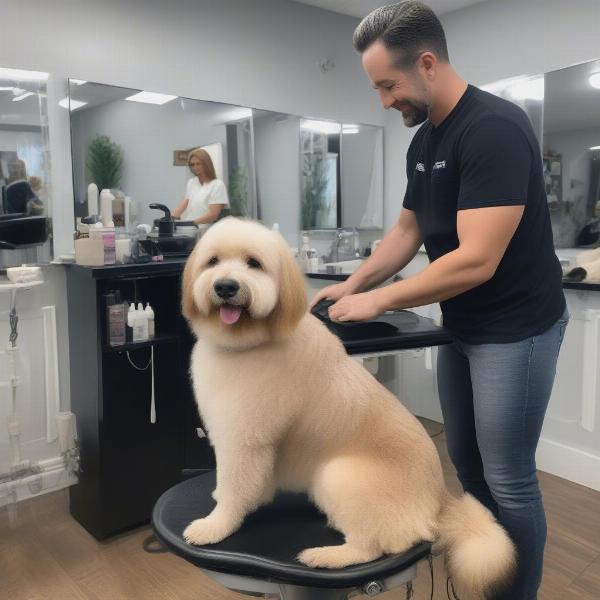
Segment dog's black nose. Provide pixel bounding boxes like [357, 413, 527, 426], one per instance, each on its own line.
[214, 278, 240, 299]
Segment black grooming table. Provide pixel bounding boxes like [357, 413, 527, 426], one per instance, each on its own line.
[152, 471, 431, 589]
[322, 310, 452, 355]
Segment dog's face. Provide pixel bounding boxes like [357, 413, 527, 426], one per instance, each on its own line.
[182, 218, 307, 350]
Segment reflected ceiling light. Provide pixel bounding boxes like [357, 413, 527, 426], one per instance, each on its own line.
[70, 79, 87, 86]
[342, 124, 359, 134]
[12, 92, 35, 102]
[125, 91, 177, 105]
[589, 73, 600, 89]
[509, 77, 544, 101]
[220, 107, 252, 122]
[0, 86, 16, 92]
[0, 67, 48, 81]
[590, 146, 600, 151]
[301, 119, 341, 134]
[481, 75, 544, 101]
[58, 97, 87, 110]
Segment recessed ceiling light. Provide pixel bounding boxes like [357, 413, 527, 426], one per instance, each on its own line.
[589, 73, 600, 89]
[58, 97, 87, 110]
[12, 92, 35, 102]
[70, 79, 87, 86]
[125, 91, 177, 105]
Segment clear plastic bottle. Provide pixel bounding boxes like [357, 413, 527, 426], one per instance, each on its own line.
[133, 302, 148, 341]
[144, 302, 155, 338]
[299, 233, 310, 272]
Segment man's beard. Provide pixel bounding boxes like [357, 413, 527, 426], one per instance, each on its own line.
[395, 100, 429, 127]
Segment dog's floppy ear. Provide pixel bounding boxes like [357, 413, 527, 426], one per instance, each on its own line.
[181, 242, 202, 322]
[270, 235, 307, 338]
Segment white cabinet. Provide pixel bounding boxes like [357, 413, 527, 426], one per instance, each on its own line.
[538, 289, 600, 490]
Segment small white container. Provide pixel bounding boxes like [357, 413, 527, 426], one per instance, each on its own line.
[115, 237, 131, 263]
[144, 303, 155, 338]
[100, 189, 114, 226]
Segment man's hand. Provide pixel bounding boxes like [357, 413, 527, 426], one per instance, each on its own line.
[309, 281, 355, 310]
[328, 290, 386, 322]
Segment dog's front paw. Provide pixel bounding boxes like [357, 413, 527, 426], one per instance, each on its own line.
[183, 516, 232, 546]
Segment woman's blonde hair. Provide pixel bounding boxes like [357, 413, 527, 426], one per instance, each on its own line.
[188, 148, 217, 181]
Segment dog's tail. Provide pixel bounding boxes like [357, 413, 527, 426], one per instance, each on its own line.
[436, 492, 516, 599]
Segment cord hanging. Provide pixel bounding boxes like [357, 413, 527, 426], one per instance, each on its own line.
[126, 349, 152, 370]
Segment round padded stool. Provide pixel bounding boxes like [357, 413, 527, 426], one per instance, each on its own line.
[152, 471, 431, 599]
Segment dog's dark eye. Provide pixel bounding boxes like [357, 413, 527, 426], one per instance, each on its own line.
[207, 256, 219, 267]
[247, 257, 262, 269]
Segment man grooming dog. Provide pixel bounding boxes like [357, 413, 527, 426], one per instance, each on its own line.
[181, 217, 515, 599]
[311, 3, 568, 599]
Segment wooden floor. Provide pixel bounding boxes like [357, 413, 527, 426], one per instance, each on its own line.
[1, 420, 599, 600]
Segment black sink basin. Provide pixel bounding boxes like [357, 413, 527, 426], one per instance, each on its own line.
[0, 214, 49, 248]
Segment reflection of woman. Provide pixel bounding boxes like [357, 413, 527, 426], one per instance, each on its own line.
[5, 159, 44, 215]
[171, 148, 229, 224]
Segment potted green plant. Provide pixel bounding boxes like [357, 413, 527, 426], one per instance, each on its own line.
[86, 135, 124, 191]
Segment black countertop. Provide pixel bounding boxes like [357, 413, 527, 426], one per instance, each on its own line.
[64, 260, 600, 291]
[319, 310, 451, 354]
[306, 270, 600, 291]
[65, 258, 188, 279]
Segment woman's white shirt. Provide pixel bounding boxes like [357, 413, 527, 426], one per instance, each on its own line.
[181, 178, 228, 221]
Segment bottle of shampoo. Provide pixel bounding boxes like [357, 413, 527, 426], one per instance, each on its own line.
[144, 303, 155, 338]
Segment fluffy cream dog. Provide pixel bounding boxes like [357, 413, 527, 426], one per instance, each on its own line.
[181, 217, 516, 598]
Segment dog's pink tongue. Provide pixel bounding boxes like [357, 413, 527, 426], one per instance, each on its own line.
[220, 305, 242, 325]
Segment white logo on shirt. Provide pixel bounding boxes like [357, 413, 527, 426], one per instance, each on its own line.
[433, 160, 446, 170]
[416, 162, 425, 172]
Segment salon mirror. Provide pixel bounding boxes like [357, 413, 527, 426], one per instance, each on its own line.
[68, 80, 257, 231]
[543, 59, 600, 248]
[0, 66, 51, 267]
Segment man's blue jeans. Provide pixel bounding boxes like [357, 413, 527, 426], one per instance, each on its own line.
[437, 309, 569, 600]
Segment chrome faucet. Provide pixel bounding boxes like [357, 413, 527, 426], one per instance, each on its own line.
[327, 227, 360, 262]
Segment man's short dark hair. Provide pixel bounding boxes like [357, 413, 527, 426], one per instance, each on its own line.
[353, 1, 449, 68]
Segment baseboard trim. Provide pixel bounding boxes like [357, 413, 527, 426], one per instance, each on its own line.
[537, 437, 600, 491]
[0, 456, 76, 507]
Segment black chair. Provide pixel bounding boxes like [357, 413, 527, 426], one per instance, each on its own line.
[152, 471, 430, 599]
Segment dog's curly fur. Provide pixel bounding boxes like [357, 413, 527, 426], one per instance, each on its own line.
[181, 217, 516, 598]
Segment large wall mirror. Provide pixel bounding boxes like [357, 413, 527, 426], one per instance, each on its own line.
[483, 60, 600, 250]
[69, 80, 256, 231]
[298, 119, 383, 232]
[68, 81, 384, 251]
[0, 67, 52, 267]
[543, 59, 600, 248]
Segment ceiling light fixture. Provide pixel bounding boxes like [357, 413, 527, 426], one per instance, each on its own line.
[125, 91, 177, 105]
[58, 97, 87, 110]
[589, 73, 600, 90]
[12, 92, 35, 102]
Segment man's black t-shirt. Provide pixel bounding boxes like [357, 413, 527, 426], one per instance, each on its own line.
[403, 84, 565, 343]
